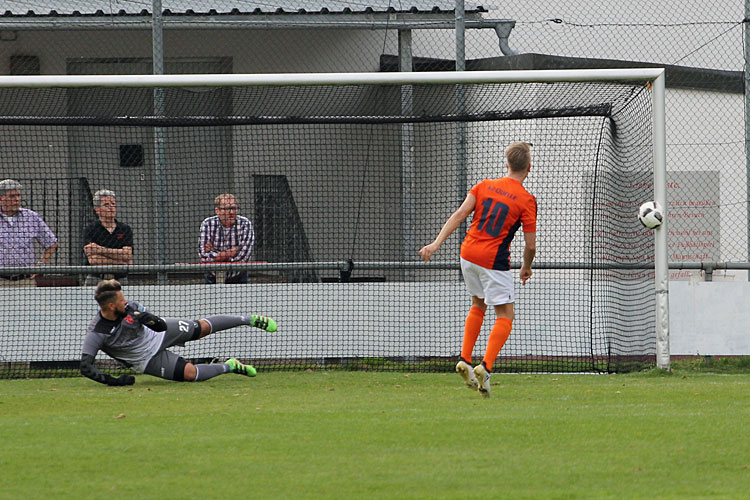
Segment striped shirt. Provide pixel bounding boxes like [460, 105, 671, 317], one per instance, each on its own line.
[0, 208, 57, 266]
[199, 215, 255, 279]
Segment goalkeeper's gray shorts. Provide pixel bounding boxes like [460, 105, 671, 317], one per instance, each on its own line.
[143, 319, 201, 381]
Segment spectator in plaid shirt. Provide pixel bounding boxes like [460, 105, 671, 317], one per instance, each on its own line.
[199, 193, 255, 284]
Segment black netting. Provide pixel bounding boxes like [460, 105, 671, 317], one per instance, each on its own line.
[0, 79, 655, 377]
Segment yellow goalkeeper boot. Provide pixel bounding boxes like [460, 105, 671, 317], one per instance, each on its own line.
[455, 359, 479, 390]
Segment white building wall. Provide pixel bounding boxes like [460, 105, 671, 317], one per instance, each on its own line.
[1, 3, 749, 357]
[3, 281, 748, 363]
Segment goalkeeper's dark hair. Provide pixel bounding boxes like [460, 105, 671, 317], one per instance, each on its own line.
[95, 279, 122, 306]
[505, 141, 531, 172]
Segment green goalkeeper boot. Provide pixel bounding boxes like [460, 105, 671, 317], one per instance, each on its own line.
[250, 314, 277, 333]
[226, 358, 257, 377]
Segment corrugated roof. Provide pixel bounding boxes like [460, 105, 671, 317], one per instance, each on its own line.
[0, 2, 486, 16]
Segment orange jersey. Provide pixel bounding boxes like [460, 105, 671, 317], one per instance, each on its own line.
[460, 177, 537, 270]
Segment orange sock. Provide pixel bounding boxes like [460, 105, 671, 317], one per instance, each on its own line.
[460, 306, 485, 363]
[482, 317, 512, 372]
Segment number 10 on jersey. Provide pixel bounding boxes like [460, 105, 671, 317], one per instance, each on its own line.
[477, 198, 509, 237]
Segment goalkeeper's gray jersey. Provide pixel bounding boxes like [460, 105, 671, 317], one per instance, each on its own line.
[82, 301, 165, 373]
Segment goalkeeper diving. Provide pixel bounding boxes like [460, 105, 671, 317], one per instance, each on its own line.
[80, 279, 277, 386]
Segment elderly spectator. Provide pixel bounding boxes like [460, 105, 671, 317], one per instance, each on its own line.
[0, 179, 58, 287]
[83, 189, 134, 286]
[199, 193, 255, 284]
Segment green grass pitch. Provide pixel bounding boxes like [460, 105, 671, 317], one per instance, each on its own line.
[1, 370, 748, 499]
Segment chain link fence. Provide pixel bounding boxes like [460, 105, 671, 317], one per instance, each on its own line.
[2, 1, 747, 375]
[0, 0, 747, 281]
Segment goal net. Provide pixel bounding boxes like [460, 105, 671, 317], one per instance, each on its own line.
[0, 70, 666, 377]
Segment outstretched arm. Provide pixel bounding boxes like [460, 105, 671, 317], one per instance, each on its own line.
[520, 231, 536, 285]
[419, 194, 476, 262]
[80, 354, 134, 386]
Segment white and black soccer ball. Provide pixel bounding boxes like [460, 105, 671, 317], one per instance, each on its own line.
[638, 201, 664, 229]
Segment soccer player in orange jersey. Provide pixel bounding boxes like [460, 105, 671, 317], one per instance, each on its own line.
[419, 141, 537, 398]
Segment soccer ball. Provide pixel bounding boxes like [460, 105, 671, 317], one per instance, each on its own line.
[638, 201, 664, 229]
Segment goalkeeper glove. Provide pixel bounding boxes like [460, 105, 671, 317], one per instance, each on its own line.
[132, 309, 168, 332]
[107, 374, 135, 386]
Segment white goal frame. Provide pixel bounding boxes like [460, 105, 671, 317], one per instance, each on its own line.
[0, 68, 669, 370]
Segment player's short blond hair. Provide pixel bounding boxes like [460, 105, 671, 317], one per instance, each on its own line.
[214, 193, 236, 208]
[505, 142, 531, 172]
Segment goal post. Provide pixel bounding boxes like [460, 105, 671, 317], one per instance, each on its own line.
[0, 68, 668, 376]
[0, 68, 663, 87]
[651, 71, 670, 371]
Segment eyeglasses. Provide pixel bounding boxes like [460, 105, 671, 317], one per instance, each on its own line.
[219, 206, 238, 211]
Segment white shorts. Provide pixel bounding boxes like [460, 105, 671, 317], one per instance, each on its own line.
[460, 257, 515, 306]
